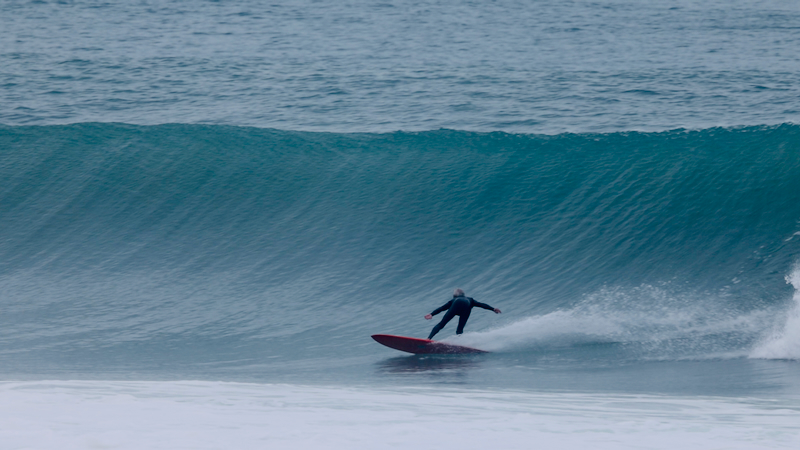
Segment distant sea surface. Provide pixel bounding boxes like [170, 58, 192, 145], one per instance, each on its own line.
[2, 0, 799, 132]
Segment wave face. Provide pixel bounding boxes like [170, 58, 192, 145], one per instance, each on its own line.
[1, 123, 800, 378]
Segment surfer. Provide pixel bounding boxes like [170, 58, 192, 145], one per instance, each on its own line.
[425, 288, 501, 339]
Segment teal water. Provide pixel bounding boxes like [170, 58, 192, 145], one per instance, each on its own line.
[4, 2, 800, 447]
[2, 0, 800, 403]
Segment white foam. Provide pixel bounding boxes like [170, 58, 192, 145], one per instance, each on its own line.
[751, 266, 800, 360]
[0, 381, 798, 450]
[443, 308, 624, 352]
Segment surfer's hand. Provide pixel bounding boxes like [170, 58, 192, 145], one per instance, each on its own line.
[424, 314, 432, 320]
[494, 308, 501, 314]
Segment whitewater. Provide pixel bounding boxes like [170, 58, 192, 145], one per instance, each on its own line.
[2, 1, 800, 449]
[3, 381, 799, 450]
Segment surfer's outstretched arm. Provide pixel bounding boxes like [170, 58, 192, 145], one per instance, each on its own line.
[470, 299, 501, 313]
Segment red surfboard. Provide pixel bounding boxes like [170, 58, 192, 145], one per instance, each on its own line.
[371, 334, 488, 354]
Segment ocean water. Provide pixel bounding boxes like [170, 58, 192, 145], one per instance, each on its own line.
[2, 1, 800, 449]
[3, 0, 800, 132]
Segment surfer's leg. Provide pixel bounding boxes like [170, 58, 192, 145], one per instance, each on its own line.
[455, 310, 472, 334]
[428, 310, 456, 339]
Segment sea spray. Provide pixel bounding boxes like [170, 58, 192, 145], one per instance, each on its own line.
[751, 266, 800, 360]
[449, 284, 775, 359]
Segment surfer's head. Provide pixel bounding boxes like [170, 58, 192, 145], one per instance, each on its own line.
[453, 288, 465, 297]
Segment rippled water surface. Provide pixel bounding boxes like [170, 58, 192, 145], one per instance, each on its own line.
[2, 0, 799, 132]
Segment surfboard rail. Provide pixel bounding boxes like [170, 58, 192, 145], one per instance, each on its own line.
[371, 334, 488, 354]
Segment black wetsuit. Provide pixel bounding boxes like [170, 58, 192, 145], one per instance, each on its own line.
[427, 295, 496, 339]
